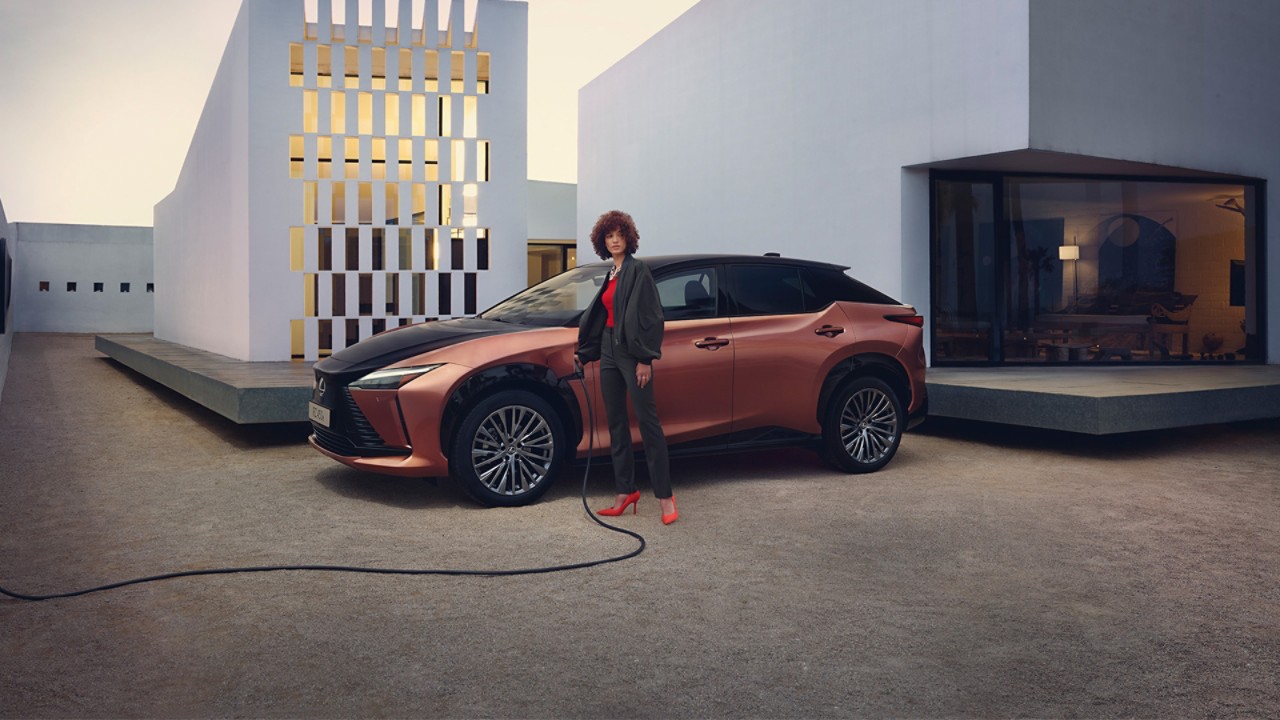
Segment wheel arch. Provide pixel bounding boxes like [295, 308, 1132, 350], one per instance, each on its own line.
[440, 363, 582, 462]
[816, 353, 912, 427]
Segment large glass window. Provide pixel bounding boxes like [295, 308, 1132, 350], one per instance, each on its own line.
[527, 241, 575, 286]
[934, 180, 997, 361]
[932, 173, 1263, 364]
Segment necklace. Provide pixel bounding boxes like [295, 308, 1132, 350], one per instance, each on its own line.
[608, 265, 620, 280]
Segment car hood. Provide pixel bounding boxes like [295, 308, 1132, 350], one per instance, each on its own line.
[315, 317, 530, 376]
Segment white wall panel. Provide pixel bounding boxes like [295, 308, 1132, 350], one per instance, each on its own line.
[247, 0, 304, 361]
[528, 181, 576, 240]
[472, 0, 528, 313]
[153, 1, 252, 360]
[13, 223, 153, 334]
[578, 0, 1032, 303]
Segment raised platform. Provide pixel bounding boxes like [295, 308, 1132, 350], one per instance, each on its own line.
[95, 334, 314, 424]
[928, 365, 1280, 434]
[96, 334, 1280, 434]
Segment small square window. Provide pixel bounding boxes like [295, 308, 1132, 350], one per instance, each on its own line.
[67, 282, 77, 292]
[121, 282, 131, 293]
[146, 283, 155, 293]
[39, 281, 50, 292]
[93, 282, 104, 292]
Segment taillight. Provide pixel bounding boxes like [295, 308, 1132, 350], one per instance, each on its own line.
[885, 312, 924, 327]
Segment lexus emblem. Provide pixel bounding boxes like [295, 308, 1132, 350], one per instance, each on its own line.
[316, 377, 326, 395]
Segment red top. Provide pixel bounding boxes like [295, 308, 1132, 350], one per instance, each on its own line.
[601, 276, 616, 327]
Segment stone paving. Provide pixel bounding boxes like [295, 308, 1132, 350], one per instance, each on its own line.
[2, 333, 1278, 718]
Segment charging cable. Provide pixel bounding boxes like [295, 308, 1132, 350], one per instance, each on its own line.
[0, 365, 644, 602]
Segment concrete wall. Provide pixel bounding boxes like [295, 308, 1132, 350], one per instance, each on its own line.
[528, 180, 576, 241]
[1028, 0, 1279, 360]
[578, 0, 1031, 301]
[12, 223, 154, 333]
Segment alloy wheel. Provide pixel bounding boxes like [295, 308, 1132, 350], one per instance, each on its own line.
[839, 387, 898, 464]
[471, 405, 557, 496]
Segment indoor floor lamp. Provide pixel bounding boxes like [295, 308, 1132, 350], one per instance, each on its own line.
[1059, 238, 1079, 310]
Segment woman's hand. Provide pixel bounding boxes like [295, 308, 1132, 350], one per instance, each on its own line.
[636, 363, 652, 389]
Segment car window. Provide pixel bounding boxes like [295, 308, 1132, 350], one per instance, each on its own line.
[801, 268, 900, 308]
[478, 264, 610, 326]
[656, 267, 719, 320]
[728, 265, 807, 316]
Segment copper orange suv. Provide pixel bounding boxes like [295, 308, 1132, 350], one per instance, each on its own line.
[308, 254, 927, 506]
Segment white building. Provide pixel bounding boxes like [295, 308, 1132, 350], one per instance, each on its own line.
[527, 179, 577, 286]
[155, 0, 528, 362]
[579, 0, 1274, 366]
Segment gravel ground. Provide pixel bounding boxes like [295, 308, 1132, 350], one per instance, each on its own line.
[1, 333, 1278, 719]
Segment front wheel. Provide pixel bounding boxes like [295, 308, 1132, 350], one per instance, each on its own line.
[452, 391, 564, 506]
[820, 376, 904, 473]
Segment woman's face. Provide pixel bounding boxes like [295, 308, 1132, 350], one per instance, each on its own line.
[605, 229, 627, 258]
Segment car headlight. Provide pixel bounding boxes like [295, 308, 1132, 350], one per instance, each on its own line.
[349, 364, 443, 390]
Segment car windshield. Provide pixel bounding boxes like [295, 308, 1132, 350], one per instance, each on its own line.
[478, 264, 610, 327]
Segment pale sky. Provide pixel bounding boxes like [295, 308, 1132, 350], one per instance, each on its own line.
[0, 0, 698, 226]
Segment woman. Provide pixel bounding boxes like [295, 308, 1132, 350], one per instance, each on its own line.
[576, 210, 678, 524]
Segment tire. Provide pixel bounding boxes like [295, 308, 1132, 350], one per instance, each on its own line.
[452, 390, 564, 507]
[820, 376, 904, 473]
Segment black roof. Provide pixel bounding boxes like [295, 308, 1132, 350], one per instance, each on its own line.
[579, 253, 849, 273]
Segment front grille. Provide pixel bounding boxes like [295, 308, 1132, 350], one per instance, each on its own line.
[311, 386, 410, 458]
[312, 422, 362, 456]
[342, 389, 392, 449]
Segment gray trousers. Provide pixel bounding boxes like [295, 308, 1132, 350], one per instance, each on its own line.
[600, 328, 672, 498]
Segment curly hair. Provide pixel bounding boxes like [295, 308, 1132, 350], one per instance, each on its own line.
[589, 210, 640, 260]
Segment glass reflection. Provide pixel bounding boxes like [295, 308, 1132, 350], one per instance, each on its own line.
[934, 175, 1259, 364]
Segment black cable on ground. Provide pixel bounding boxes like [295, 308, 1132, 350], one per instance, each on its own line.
[0, 370, 644, 602]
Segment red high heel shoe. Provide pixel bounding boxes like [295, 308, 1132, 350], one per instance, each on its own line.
[661, 496, 679, 525]
[597, 491, 640, 517]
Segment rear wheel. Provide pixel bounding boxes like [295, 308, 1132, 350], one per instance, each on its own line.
[452, 391, 564, 506]
[820, 376, 903, 473]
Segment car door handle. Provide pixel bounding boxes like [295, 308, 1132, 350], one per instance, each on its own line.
[814, 325, 845, 338]
[694, 337, 730, 350]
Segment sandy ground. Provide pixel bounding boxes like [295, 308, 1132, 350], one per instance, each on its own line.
[1, 333, 1278, 718]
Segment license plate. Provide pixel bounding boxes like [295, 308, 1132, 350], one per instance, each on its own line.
[308, 401, 331, 428]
